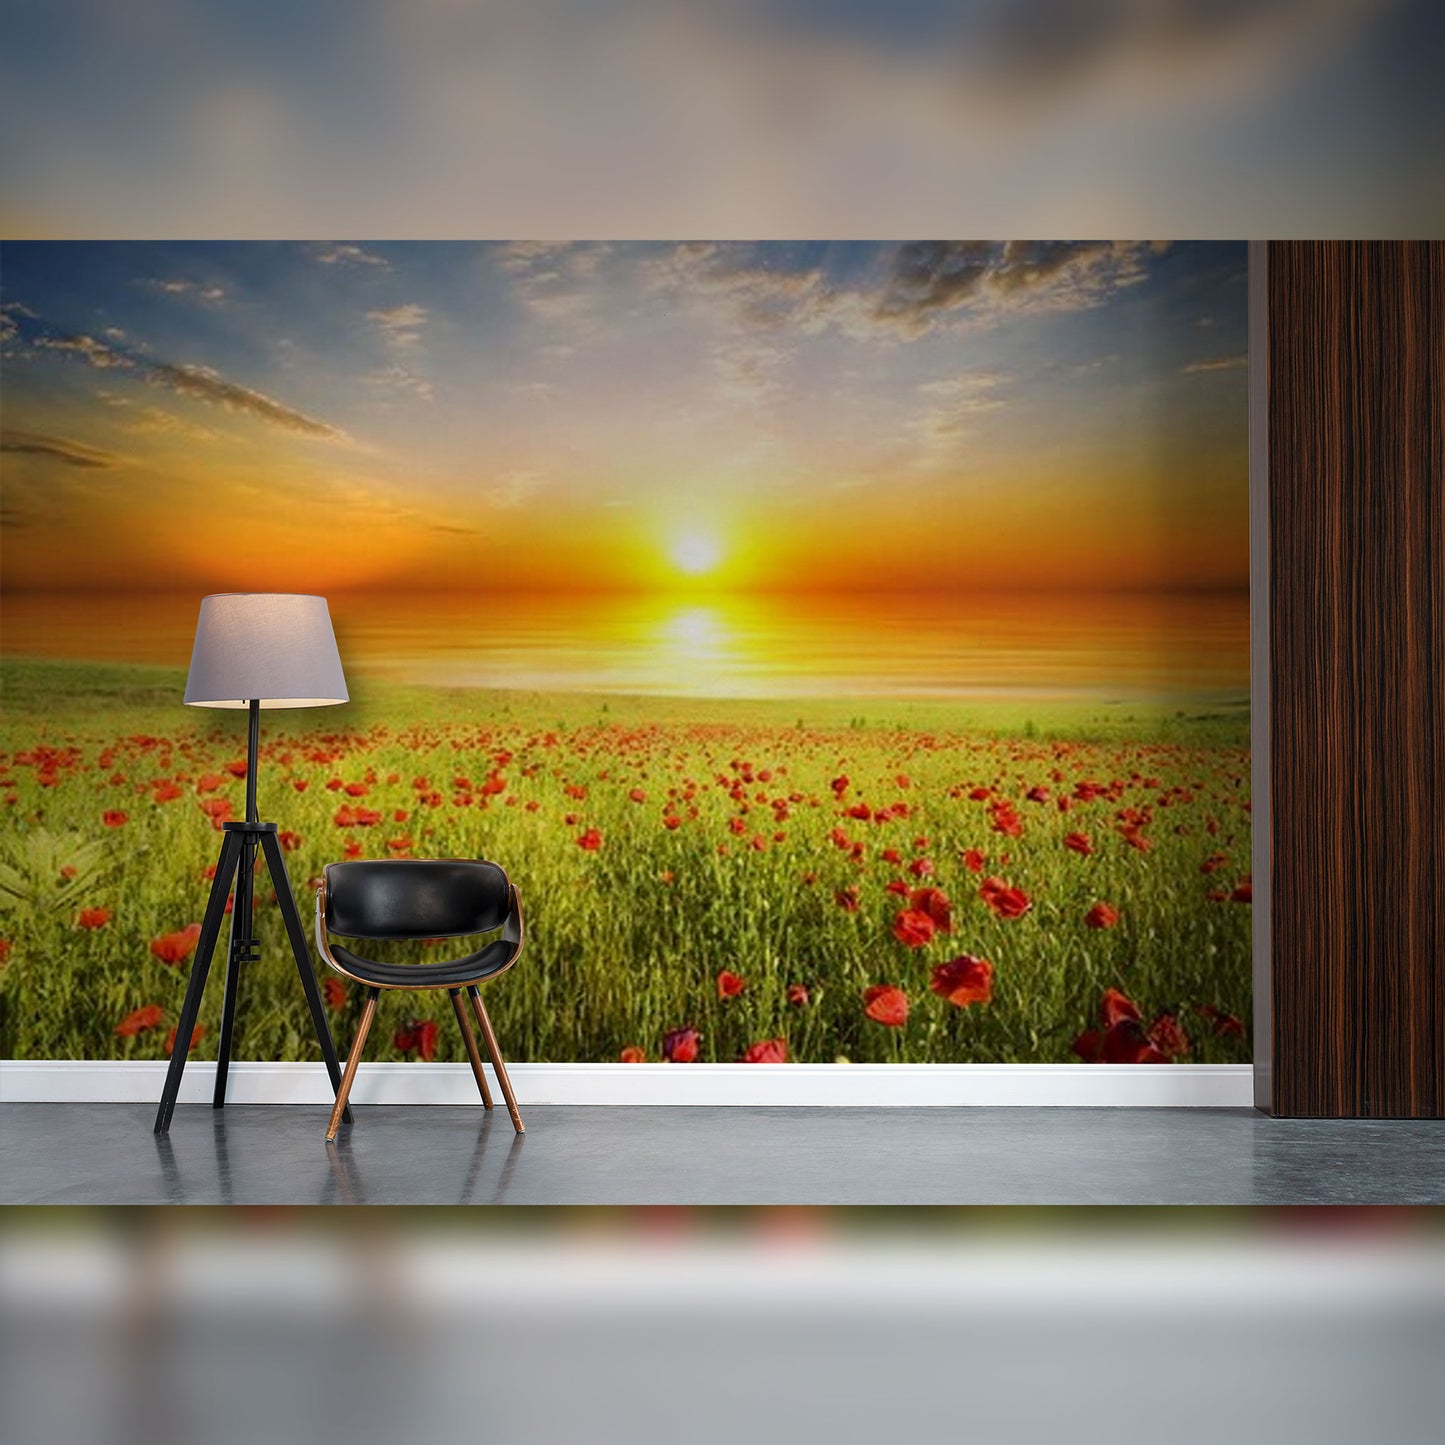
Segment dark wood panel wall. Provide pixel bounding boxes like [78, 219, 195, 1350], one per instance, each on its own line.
[1262, 241, 1444, 1117]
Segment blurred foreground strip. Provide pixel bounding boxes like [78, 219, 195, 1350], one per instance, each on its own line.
[1, 1209, 1442, 1445]
[0, 1, 1442, 235]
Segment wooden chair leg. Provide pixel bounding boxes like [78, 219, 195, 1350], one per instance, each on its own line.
[468, 986, 524, 1133]
[449, 988, 494, 1109]
[326, 988, 379, 1142]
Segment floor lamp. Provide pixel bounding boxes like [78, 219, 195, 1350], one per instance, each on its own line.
[154, 593, 353, 1134]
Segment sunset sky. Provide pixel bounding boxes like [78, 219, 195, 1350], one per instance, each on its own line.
[0, 241, 1247, 599]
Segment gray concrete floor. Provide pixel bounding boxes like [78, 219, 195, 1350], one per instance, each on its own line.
[2, 1103, 1442, 1203]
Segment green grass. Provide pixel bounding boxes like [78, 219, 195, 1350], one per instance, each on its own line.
[0, 656, 1252, 1065]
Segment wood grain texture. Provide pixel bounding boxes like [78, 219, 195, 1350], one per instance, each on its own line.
[1267, 241, 1444, 1117]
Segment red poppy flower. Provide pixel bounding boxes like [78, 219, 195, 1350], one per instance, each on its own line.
[1193, 1004, 1246, 1039]
[102, 810, 129, 828]
[292, 779, 310, 792]
[278, 831, 302, 852]
[1073, 1020, 1169, 1064]
[961, 848, 987, 874]
[576, 827, 603, 851]
[979, 877, 1032, 919]
[786, 984, 810, 1007]
[930, 954, 995, 1008]
[834, 886, 861, 913]
[116, 1004, 165, 1037]
[150, 922, 203, 965]
[628, 788, 647, 803]
[885, 878, 910, 896]
[716, 969, 745, 998]
[830, 775, 850, 795]
[908, 886, 954, 933]
[1230, 877, 1253, 903]
[619, 1046, 647, 1063]
[907, 857, 934, 879]
[164, 1023, 207, 1054]
[195, 773, 227, 794]
[152, 781, 183, 804]
[1063, 832, 1093, 856]
[1084, 902, 1119, 930]
[892, 908, 937, 948]
[224, 760, 249, 778]
[344, 782, 369, 797]
[0, 938, 10, 962]
[321, 977, 346, 1011]
[394, 1019, 439, 1061]
[77, 907, 112, 930]
[741, 1038, 788, 1064]
[663, 1027, 701, 1062]
[1100, 988, 1141, 1028]
[1147, 1013, 1190, 1059]
[863, 985, 909, 1027]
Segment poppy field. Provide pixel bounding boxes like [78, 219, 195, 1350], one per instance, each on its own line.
[0, 658, 1252, 1066]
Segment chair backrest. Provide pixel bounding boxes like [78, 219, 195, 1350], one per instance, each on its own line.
[323, 859, 511, 940]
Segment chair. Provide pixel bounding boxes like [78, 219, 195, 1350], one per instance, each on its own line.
[314, 858, 526, 1141]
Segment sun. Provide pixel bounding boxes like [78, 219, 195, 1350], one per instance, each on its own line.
[671, 532, 722, 577]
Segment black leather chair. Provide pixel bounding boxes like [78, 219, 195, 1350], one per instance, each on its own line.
[314, 858, 525, 1141]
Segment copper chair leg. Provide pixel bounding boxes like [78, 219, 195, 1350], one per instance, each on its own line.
[468, 986, 524, 1133]
[449, 988, 494, 1109]
[326, 988, 378, 1142]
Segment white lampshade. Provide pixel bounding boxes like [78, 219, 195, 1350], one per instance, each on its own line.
[184, 593, 348, 709]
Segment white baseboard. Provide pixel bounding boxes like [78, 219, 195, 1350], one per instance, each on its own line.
[0, 1059, 1253, 1107]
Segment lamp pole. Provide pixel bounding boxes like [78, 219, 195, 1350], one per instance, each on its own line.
[245, 697, 260, 825]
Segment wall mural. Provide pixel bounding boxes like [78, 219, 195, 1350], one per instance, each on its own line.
[0, 241, 1251, 1066]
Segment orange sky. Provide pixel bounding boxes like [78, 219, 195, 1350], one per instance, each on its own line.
[1, 241, 1249, 600]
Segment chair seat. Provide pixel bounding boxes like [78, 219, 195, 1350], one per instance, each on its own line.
[327, 937, 515, 990]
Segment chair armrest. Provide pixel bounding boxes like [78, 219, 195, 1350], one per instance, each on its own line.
[500, 885, 524, 964]
[314, 887, 343, 973]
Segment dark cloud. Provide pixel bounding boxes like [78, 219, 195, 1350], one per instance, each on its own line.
[0, 429, 117, 468]
[145, 362, 340, 437]
[4, 305, 346, 441]
[1182, 353, 1247, 374]
[873, 241, 1163, 334]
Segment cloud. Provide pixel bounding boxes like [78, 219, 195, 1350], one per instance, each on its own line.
[367, 303, 428, 346]
[643, 240, 1168, 349]
[872, 241, 1166, 335]
[101, 398, 222, 442]
[366, 363, 434, 401]
[314, 243, 388, 268]
[145, 277, 227, 303]
[6, 304, 347, 441]
[145, 362, 343, 437]
[496, 242, 614, 328]
[1182, 353, 1247, 374]
[0, 429, 118, 468]
[482, 469, 546, 509]
[914, 371, 1012, 440]
[33, 329, 132, 368]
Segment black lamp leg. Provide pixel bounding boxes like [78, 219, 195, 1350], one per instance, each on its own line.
[211, 833, 256, 1109]
[154, 830, 242, 1135]
[259, 828, 352, 1125]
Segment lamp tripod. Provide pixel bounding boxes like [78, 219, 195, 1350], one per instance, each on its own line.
[153, 698, 352, 1134]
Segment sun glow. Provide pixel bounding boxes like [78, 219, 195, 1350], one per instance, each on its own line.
[671, 532, 722, 577]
